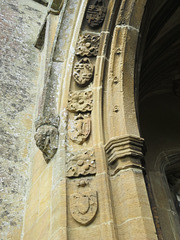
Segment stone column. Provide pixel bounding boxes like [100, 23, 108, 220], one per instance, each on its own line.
[103, 0, 158, 238]
[105, 136, 157, 239]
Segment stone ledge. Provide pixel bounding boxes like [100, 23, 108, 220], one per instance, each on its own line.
[104, 135, 144, 164]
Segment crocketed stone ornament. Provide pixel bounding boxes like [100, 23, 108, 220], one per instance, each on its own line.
[34, 115, 60, 163]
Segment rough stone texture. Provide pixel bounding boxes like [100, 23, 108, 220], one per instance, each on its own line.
[2, 0, 174, 239]
[0, 0, 46, 238]
[22, 0, 158, 239]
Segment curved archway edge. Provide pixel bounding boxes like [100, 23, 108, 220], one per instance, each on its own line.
[103, 1, 158, 239]
[104, 0, 147, 141]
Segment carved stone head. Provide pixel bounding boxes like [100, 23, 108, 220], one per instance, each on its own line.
[34, 125, 59, 163]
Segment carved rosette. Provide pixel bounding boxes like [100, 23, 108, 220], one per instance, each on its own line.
[86, 0, 107, 28]
[75, 34, 100, 57]
[34, 114, 60, 163]
[68, 114, 91, 145]
[67, 90, 93, 113]
[73, 58, 94, 86]
[66, 150, 96, 177]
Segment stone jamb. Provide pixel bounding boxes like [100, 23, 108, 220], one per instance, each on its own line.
[103, 0, 158, 239]
[149, 150, 180, 240]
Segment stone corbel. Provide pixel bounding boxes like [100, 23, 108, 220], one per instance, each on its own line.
[105, 135, 144, 175]
[33, 0, 65, 163]
[34, 114, 60, 163]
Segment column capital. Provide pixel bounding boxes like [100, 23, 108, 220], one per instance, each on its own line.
[105, 135, 144, 164]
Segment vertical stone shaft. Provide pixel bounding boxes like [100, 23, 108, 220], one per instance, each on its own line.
[103, 0, 158, 239]
[92, 55, 117, 239]
[105, 137, 157, 239]
[55, 1, 89, 240]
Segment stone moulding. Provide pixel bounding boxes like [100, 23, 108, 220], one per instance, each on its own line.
[104, 135, 144, 164]
[34, 114, 60, 163]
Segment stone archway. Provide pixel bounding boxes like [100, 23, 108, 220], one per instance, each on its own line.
[103, 0, 158, 239]
[137, 0, 180, 239]
[22, 0, 159, 239]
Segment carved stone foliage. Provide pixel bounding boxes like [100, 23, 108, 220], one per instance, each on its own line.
[67, 90, 93, 112]
[70, 182, 98, 225]
[66, 150, 96, 177]
[34, 115, 59, 163]
[86, 0, 107, 28]
[73, 58, 94, 86]
[68, 114, 91, 145]
[75, 34, 100, 57]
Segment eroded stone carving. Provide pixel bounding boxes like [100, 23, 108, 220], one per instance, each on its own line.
[113, 105, 119, 112]
[86, 0, 107, 28]
[77, 179, 89, 187]
[67, 90, 93, 112]
[70, 181, 98, 225]
[66, 150, 96, 177]
[68, 114, 91, 144]
[73, 58, 94, 86]
[75, 34, 100, 57]
[34, 115, 59, 163]
[115, 48, 121, 54]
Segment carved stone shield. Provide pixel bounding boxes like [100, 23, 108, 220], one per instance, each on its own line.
[68, 114, 91, 144]
[86, 0, 107, 28]
[73, 58, 94, 86]
[70, 191, 98, 225]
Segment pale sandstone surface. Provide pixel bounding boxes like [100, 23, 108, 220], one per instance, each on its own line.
[2, 0, 175, 239]
[0, 0, 46, 239]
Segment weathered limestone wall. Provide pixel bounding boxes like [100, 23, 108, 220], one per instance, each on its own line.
[22, 0, 157, 239]
[22, 1, 84, 239]
[0, 1, 46, 239]
[1, 0, 159, 240]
